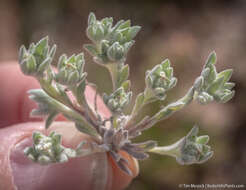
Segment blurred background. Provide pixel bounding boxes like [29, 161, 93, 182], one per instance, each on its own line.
[0, 0, 245, 189]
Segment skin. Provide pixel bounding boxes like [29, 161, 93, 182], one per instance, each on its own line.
[0, 62, 138, 190]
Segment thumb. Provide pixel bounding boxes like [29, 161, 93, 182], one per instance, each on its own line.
[0, 122, 138, 190]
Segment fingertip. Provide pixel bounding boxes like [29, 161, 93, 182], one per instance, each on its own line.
[2, 122, 108, 190]
[110, 151, 139, 190]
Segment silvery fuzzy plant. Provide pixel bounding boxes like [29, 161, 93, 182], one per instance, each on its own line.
[19, 12, 235, 175]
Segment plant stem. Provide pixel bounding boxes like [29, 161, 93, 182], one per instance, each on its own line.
[126, 88, 154, 129]
[106, 63, 119, 91]
[37, 90, 101, 140]
[39, 78, 71, 106]
[148, 139, 183, 158]
[70, 86, 99, 128]
[38, 78, 101, 140]
[128, 87, 195, 133]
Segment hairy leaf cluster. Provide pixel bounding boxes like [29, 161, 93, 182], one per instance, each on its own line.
[18, 12, 235, 175]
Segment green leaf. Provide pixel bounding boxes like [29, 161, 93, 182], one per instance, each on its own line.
[186, 126, 199, 140]
[128, 26, 141, 40]
[119, 28, 130, 39]
[220, 90, 235, 103]
[224, 82, 235, 90]
[45, 111, 58, 129]
[75, 123, 98, 138]
[161, 59, 170, 69]
[122, 80, 131, 91]
[113, 32, 123, 44]
[205, 51, 216, 68]
[95, 25, 104, 41]
[88, 12, 96, 25]
[86, 26, 95, 41]
[145, 72, 153, 88]
[76, 53, 84, 63]
[51, 132, 62, 145]
[101, 17, 111, 30]
[68, 71, 80, 84]
[37, 57, 51, 74]
[28, 43, 36, 54]
[33, 132, 42, 144]
[101, 40, 110, 54]
[207, 64, 217, 84]
[21, 55, 37, 75]
[207, 76, 224, 94]
[19, 45, 27, 61]
[196, 135, 209, 144]
[111, 20, 124, 32]
[198, 151, 213, 164]
[131, 92, 145, 114]
[201, 67, 210, 79]
[169, 78, 177, 89]
[55, 68, 67, 84]
[47, 66, 54, 83]
[68, 54, 76, 63]
[119, 20, 131, 29]
[77, 80, 86, 97]
[124, 40, 135, 53]
[58, 54, 67, 69]
[217, 69, 233, 84]
[118, 64, 129, 86]
[49, 44, 56, 60]
[35, 36, 48, 55]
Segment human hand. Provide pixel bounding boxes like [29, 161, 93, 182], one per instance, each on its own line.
[0, 62, 138, 190]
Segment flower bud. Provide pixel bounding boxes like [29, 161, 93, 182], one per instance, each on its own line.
[18, 37, 56, 77]
[24, 131, 77, 165]
[103, 87, 132, 113]
[85, 13, 140, 65]
[107, 42, 125, 62]
[20, 54, 37, 75]
[145, 59, 177, 100]
[196, 52, 235, 104]
[55, 53, 87, 86]
[197, 91, 214, 104]
[86, 22, 105, 42]
[177, 126, 213, 165]
[150, 126, 213, 165]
